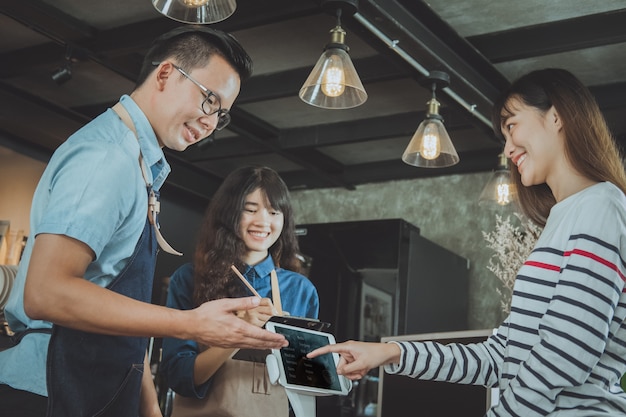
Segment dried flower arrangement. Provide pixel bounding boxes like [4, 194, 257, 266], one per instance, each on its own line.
[482, 213, 542, 314]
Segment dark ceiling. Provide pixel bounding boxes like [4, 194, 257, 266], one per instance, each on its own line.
[1, 0, 625, 202]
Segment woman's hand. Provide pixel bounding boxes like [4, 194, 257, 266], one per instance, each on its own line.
[139, 351, 163, 417]
[307, 340, 401, 380]
[236, 297, 276, 327]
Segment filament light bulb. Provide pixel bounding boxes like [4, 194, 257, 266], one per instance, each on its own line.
[496, 183, 512, 205]
[321, 62, 345, 97]
[420, 125, 441, 160]
[180, 0, 210, 6]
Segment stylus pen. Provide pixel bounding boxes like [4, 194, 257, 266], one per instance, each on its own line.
[230, 264, 262, 298]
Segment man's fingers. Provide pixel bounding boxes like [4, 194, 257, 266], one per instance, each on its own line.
[225, 326, 288, 349]
[220, 296, 261, 313]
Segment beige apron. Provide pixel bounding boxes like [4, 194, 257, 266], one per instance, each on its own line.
[171, 269, 288, 417]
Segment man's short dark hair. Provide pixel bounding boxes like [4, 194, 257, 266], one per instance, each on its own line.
[136, 26, 253, 87]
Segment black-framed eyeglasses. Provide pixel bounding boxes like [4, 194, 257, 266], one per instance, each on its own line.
[152, 61, 231, 130]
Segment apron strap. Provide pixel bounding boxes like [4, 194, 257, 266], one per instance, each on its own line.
[9, 327, 52, 346]
[230, 265, 284, 316]
[111, 102, 182, 256]
[270, 270, 283, 316]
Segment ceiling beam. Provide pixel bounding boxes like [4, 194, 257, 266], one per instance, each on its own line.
[161, 151, 225, 199]
[87, 1, 321, 55]
[331, 0, 509, 146]
[590, 82, 626, 110]
[354, 0, 509, 114]
[176, 109, 482, 162]
[280, 148, 499, 190]
[278, 110, 479, 149]
[0, 1, 95, 44]
[228, 108, 356, 190]
[0, 129, 53, 164]
[468, 9, 626, 63]
[0, 0, 321, 82]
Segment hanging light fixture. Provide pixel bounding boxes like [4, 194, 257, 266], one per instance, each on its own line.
[152, 0, 236, 24]
[299, 0, 367, 109]
[51, 60, 72, 85]
[51, 46, 74, 86]
[479, 152, 517, 206]
[402, 70, 459, 168]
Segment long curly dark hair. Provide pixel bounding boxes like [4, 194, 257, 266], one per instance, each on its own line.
[192, 166, 301, 306]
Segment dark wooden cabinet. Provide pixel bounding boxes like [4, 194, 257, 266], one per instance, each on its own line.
[295, 219, 471, 417]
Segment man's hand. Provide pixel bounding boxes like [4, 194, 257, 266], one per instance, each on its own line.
[188, 297, 288, 349]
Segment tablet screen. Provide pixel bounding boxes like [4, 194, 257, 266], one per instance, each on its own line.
[266, 321, 348, 394]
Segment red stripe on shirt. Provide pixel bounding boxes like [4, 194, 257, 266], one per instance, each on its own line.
[563, 248, 626, 282]
[524, 260, 560, 271]
[525, 251, 626, 283]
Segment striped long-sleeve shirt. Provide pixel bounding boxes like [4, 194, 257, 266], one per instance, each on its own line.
[385, 181, 626, 416]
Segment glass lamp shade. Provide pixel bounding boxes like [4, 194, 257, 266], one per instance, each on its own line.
[299, 47, 367, 109]
[152, 0, 236, 24]
[479, 153, 517, 206]
[479, 168, 517, 206]
[401, 117, 460, 168]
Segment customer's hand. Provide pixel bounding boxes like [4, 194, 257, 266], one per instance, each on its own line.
[307, 340, 401, 380]
[190, 296, 288, 349]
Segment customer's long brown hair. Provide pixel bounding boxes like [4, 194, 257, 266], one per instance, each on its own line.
[492, 68, 626, 227]
[192, 166, 301, 306]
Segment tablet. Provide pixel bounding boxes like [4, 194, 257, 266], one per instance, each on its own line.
[265, 320, 351, 396]
[266, 315, 331, 332]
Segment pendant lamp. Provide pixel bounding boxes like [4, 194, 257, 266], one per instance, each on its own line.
[152, 0, 236, 24]
[299, 0, 367, 109]
[479, 152, 517, 206]
[402, 71, 459, 168]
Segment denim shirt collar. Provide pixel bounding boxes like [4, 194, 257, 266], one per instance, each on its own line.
[119, 94, 171, 190]
[244, 254, 276, 281]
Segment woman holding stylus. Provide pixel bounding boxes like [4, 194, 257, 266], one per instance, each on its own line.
[160, 165, 319, 417]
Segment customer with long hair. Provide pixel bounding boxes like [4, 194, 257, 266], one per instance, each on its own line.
[308, 68, 626, 416]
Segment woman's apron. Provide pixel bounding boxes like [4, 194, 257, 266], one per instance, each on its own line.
[45, 102, 181, 417]
[170, 269, 289, 417]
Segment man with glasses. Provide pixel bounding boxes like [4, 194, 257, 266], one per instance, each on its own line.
[0, 26, 288, 417]
[155, 61, 232, 131]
